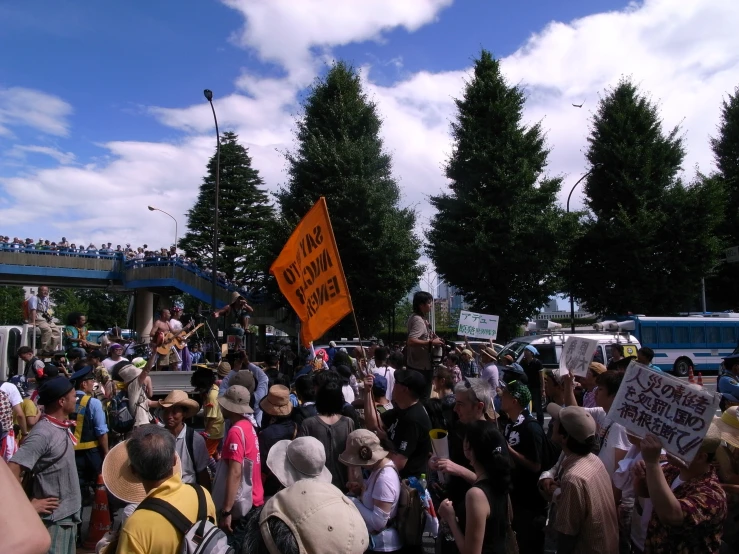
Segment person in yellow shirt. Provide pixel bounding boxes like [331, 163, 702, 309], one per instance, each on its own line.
[191, 368, 224, 460]
[9, 376, 39, 440]
[103, 426, 217, 554]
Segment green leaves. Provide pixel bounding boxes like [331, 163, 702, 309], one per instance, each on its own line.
[178, 131, 275, 284]
[427, 50, 574, 339]
[573, 79, 726, 315]
[273, 62, 422, 336]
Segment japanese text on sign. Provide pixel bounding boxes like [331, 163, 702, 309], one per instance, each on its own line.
[606, 361, 720, 465]
[558, 336, 599, 377]
[457, 310, 499, 340]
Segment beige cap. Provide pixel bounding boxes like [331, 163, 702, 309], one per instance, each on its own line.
[217, 385, 254, 415]
[118, 364, 142, 385]
[217, 361, 232, 377]
[259, 480, 368, 554]
[588, 362, 608, 375]
[230, 370, 256, 395]
[339, 429, 389, 467]
[260, 385, 293, 417]
[547, 403, 596, 442]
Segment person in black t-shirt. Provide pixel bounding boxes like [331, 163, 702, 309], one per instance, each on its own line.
[520, 345, 544, 425]
[363, 368, 431, 478]
[500, 379, 546, 554]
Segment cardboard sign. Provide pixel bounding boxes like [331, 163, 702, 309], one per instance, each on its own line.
[607, 361, 721, 465]
[270, 197, 353, 346]
[457, 310, 499, 340]
[559, 336, 599, 377]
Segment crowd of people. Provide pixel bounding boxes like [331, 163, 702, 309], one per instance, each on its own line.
[1, 238, 254, 293]
[1, 289, 739, 554]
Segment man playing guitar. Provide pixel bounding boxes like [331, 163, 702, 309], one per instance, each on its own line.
[150, 307, 195, 371]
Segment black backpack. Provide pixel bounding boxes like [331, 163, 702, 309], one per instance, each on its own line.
[527, 419, 561, 472]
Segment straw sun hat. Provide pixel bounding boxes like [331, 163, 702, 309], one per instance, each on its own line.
[158, 390, 200, 419]
[714, 406, 739, 449]
[102, 441, 182, 503]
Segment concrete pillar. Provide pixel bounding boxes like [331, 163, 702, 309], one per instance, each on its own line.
[135, 290, 154, 341]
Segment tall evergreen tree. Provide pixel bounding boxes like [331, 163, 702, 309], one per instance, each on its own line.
[572, 79, 725, 315]
[426, 50, 575, 338]
[273, 61, 422, 336]
[706, 86, 739, 310]
[179, 131, 275, 284]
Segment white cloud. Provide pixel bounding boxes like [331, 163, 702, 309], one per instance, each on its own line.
[0, 87, 72, 136]
[2, 0, 738, 253]
[222, 0, 453, 83]
[7, 145, 76, 165]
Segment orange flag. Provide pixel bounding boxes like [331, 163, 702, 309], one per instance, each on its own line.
[270, 197, 353, 346]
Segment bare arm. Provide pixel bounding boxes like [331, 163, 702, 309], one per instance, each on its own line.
[98, 433, 109, 458]
[0, 460, 52, 554]
[219, 459, 243, 532]
[562, 373, 578, 407]
[641, 434, 683, 526]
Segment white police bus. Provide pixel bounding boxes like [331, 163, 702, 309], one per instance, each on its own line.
[600, 315, 739, 376]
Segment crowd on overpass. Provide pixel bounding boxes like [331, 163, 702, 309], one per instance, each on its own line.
[0, 236, 254, 294]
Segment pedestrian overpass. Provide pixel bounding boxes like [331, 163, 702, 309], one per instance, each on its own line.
[0, 250, 295, 338]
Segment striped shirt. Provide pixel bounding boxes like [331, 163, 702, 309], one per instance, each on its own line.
[553, 452, 618, 554]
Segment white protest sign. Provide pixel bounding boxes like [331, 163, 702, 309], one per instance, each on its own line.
[558, 336, 599, 377]
[606, 361, 721, 465]
[457, 310, 499, 340]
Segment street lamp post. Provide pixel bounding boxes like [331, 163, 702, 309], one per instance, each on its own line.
[147, 206, 178, 249]
[566, 167, 597, 333]
[204, 89, 221, 327]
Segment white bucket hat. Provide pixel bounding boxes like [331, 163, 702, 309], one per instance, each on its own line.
[266, 437, 332, 488]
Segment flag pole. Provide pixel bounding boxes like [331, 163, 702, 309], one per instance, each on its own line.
[320, 197, 369, 372]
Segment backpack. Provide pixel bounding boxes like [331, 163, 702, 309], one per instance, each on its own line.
[387, 464, 425, 547]
[0, 389, 13, 439]
[185, 426, 195, 468]
[136, 484, 232, 554]
[527, 419, 561, 472]
[108, 390, 134, 434]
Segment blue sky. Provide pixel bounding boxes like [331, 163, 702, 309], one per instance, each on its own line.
[0, 0, 737, 252]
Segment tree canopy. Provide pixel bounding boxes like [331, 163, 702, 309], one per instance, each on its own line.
[426, 50, 574, 337]
[272, 61, 422, 336]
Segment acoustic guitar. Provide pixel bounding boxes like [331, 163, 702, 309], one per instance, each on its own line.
[156, 322, 204, 355]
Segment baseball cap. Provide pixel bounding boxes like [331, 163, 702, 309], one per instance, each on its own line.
[259, 480, 368, 554]
[394, 369, 427, 398]
[500, 379, 531, 407]
[524, 345, 539, 355]
[589, 362, 608, 375]
[547, 404, 596, 442]
[371, 374, 388, 395]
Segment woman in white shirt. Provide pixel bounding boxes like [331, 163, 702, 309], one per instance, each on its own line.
[340, 429, 402, 552]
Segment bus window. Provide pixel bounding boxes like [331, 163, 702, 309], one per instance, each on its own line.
[642, 326, 657, 345]
[674, 326, 689, 344]
[722, 327, 736, 344]
[691, 325, 705, 345]
[658, 326, 673, 344]
[707, 326, 721, 344]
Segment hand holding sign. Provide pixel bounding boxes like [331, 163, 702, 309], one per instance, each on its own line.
[607, 360, 721, 465]
[558, 336, 598, 377]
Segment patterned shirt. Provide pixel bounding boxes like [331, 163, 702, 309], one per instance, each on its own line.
[644, 464, 727, 554]
[554, 452, 619, 554]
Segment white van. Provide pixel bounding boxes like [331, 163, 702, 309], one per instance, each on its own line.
[498, 331, 641, 370]
[0, 325, 38, 381]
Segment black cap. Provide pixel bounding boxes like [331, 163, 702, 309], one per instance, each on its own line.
[394, 368, 427, 398]
[70, 365, 94, 384]
[37, 376, 74, 406]
[723, 354, 739, 364]
[40, 363, 60, 381]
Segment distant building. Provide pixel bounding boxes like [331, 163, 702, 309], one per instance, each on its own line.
[545, 298, 558, 312]
[437, 279, 468, 312]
